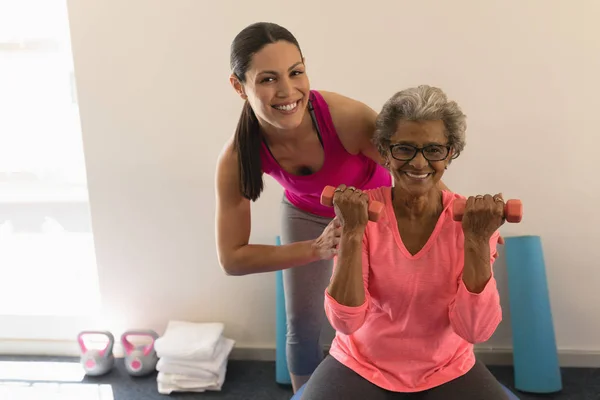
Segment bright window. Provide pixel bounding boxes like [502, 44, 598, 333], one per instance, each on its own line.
[0, 0, 100, 328]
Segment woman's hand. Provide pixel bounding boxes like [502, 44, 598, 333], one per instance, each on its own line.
[311, 217, 343, 260]
[460, 193, 505, 293]
[461, 193, 505, 242]
[332, 184, 370, 233]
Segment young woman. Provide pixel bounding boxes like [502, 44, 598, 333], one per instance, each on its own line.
[215, 22, 447, 392]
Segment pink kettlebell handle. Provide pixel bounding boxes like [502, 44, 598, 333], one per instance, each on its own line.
[121, 330, 158, 356]
[77, 331, 114, 356]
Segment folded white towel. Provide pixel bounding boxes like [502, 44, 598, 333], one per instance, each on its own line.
[154, 320, 224, 360]
[156, 363, 227, 394]
[157, 382, 207, 395]
[156, 337, 235, 378]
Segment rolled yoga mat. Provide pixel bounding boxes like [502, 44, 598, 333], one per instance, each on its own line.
[504, 235, 562, 393]
[275, 236, 292, 385]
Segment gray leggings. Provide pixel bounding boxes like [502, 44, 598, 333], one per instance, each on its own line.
[301, 355, 511, 400]
[280, 196, 334, 376]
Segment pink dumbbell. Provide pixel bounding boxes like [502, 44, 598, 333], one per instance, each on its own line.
[320, 185, 384, 222]
[452, 198, 523, 223]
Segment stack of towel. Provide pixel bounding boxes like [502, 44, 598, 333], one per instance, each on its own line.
[153, 320, 235, 395]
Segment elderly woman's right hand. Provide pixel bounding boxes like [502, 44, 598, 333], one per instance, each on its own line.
[332, 184, 370, 232]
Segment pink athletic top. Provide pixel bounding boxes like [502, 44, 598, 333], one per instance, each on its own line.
[260, 90, 391, 218]
[325, 186, 503, 392]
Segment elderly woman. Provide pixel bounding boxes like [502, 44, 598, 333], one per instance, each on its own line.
[301, 85, 509, 399]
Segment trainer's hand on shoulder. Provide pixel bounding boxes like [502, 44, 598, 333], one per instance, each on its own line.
[332, 184, 369, 233]
[462, 193, 505, 242]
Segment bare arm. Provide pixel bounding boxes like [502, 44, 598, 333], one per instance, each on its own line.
[324, 227, 370, 335]
[323, 187, 371, 335]
[448, 231, 503, 343]
[461, 236, 493, 293]
[215, 141, 320, 275]
[320, 91, 384, 164]
[326, 229, 365, 306]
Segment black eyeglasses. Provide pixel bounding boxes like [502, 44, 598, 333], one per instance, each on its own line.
[389, 143, 453, 162]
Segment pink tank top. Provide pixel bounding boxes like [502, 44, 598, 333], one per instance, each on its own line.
[260, 90, 392, 218]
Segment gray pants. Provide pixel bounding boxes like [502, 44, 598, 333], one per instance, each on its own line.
[280, 196, 334, 376]
[301, 355, 511, 400]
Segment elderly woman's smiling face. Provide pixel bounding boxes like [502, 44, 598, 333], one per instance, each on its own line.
[386, 119, 453, 197]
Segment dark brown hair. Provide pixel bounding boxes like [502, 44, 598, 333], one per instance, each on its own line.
[230, 22, 303, 201]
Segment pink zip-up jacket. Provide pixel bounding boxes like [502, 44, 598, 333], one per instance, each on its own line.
[325, 186, 503, 392]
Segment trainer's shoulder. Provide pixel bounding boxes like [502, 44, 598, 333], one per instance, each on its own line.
[215, 136, 238, 171]
[316, 89, 345, 104]
[318, 90, 374, 117]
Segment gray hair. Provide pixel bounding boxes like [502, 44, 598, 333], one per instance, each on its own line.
[373, 85, 467, 160]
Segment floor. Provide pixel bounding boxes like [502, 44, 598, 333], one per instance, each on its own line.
[0, 355, 597, 399]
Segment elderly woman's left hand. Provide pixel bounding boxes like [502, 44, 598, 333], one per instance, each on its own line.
[461, 193, 505, 242]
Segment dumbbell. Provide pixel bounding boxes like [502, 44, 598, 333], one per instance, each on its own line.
[320, 185, 384, 222]
[452, 198, 523, 223]
[121, 329, 159, 377]
[77, 330, 115, 376]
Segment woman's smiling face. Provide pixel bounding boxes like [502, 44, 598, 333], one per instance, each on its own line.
[231, 40, 310, 131]
[386, 120, 453, 197]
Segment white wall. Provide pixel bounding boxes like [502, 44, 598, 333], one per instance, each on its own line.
[63, 0, 600, 358]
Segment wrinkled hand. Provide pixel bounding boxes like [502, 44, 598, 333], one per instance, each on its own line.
[332, 184, 370, 232]
[312, 217, 342, 260]
[462, 193, 506, 242]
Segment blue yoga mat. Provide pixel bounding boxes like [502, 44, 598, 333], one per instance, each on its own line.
[504, 235, 562, 393]
[275, 236, 292, 385]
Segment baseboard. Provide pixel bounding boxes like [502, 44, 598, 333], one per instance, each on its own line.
[228, 346, 276, 361]
[0, 339, 598, 368]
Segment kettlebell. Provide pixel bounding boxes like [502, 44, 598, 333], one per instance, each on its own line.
[121, 329, 159, 377]
[77, 330, 115, 376]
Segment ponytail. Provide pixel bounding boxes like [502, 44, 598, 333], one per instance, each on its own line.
[233, 101, 263, 201]
[229, 22, 303, 201]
